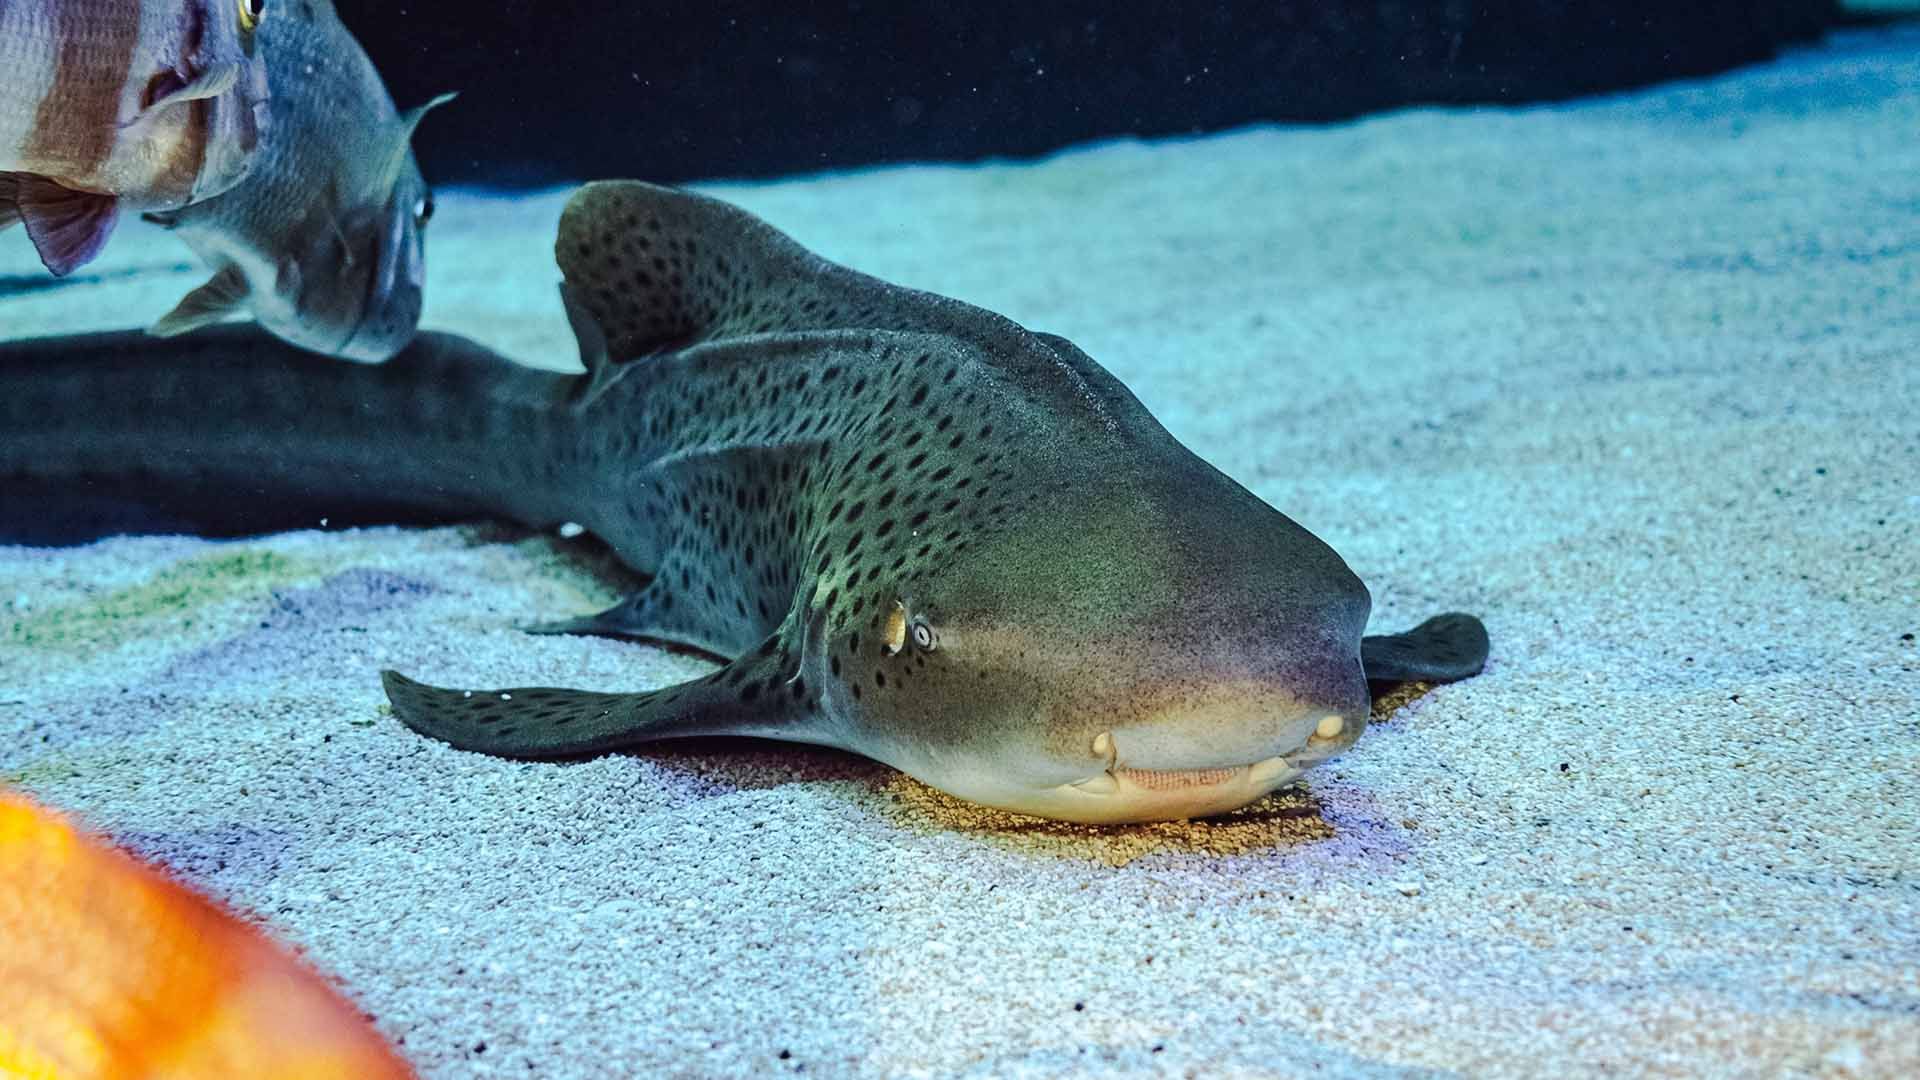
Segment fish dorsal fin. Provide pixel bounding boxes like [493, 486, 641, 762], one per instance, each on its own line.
[401, 92, 459, 138]
[555, 180, 1024, 364]
[376, 92, 457, 185]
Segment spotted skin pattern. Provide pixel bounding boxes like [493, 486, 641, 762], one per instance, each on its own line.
[384, 182, 1488, 823]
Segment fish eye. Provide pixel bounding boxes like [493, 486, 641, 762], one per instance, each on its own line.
[237, 0, 264, 32]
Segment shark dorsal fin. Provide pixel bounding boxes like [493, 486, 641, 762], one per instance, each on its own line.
[554, 180, 1024, 365]
[557, 280, 627, 405]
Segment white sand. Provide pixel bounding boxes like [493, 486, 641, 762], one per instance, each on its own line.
[4, 26, 1918, 1079]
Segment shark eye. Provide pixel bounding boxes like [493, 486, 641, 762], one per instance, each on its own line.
[884, 601, 938, 654]
[882, 601, 908, 655]
[415, 193, 435, 225]
[236, 0, 264, 32]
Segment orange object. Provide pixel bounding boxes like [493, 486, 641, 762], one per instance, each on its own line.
[0, 789, 414, 1079]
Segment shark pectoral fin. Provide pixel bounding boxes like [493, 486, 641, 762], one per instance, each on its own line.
[149, 265, 250, 337]
[382, 671, 684, 758]
[382, 640, 805, 759]
[522, 584, 736, 657]
[521, 587, 662, 639]
[1361, 612, 1490, 685]
[12, 177, 118, 276]
[521, 612, 624, 637]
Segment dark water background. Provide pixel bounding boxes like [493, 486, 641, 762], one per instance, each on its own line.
[345, 1, 1853, 188]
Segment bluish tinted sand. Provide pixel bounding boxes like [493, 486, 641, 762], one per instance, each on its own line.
[3, 26, 1916, 1078]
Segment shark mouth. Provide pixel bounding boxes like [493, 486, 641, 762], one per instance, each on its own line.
[1067, 714, 1352, 797]
[1069, 759, 1289, 795]
[1115, 765, 1253, 791]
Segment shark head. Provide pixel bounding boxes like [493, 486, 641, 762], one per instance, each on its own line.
[795, 338, 1373, 824]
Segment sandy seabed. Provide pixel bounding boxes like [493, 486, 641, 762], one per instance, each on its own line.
[3, 25, 1917, 1080]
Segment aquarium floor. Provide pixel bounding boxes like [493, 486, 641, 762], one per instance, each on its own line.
[3, 25, 1917, 1080]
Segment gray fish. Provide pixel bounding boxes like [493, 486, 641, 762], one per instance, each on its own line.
[0, 181, 1486, 823]
[0, 0, 270, 275]
[142, 0, 450, 363]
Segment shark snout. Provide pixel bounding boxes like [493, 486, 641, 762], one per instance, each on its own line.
[1053, 575, 1372, 809]
[1035, 658, 1365, 823]
[1103, 655, 1367, 773]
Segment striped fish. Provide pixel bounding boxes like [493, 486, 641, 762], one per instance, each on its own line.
[0, 0, 269, 275]
[0, 788, 415, 1079]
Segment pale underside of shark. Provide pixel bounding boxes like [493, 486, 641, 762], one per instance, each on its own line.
[0, 181, 1487, 823]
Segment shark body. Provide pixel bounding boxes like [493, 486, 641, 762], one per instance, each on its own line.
[0, 181, 1486, 823]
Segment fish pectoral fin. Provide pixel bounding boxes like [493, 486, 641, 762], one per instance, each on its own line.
[0, 173, 20, 231]
[12, 177, 118, 276]
[382, 643, 803, 758]
[1361, 612, 1490, 686]
[149, 265, 251, 337]
[134, 62, 242, 120]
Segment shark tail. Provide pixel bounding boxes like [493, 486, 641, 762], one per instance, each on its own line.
[0, 326, 586, 544]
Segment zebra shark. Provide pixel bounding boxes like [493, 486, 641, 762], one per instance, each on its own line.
[0, 180, 1487, 823]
